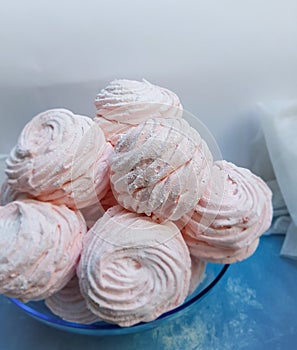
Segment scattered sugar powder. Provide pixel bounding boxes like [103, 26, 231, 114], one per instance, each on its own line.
[131, 277, 264, 350]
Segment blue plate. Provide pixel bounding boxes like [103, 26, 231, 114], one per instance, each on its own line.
[10, 263, 229, 336]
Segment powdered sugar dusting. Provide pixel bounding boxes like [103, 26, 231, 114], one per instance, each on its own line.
[131, 276, 263, 350]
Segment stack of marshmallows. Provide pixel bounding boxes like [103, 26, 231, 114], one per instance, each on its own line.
[0, 79, 273, 327]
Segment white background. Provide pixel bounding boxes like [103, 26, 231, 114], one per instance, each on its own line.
[0, 0, 296, 167]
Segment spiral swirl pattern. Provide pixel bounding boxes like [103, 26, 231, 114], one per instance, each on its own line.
[110, 117, 213, 222]
[94, 79, 183, 144]
[45, 275, 100, 324]
[182, 161, 273, 263]
[5, 109, 112, 209]
[77, 206, 191, 327]
[0, 200, 86, 301]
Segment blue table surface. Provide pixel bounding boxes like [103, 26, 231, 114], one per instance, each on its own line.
[1, 235, 296, 350]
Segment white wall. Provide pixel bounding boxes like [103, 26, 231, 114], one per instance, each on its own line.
[0, 0, 297, 166]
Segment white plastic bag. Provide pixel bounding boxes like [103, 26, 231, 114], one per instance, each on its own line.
[259, 100, 297, 227]
[257, 101, 297, 258]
